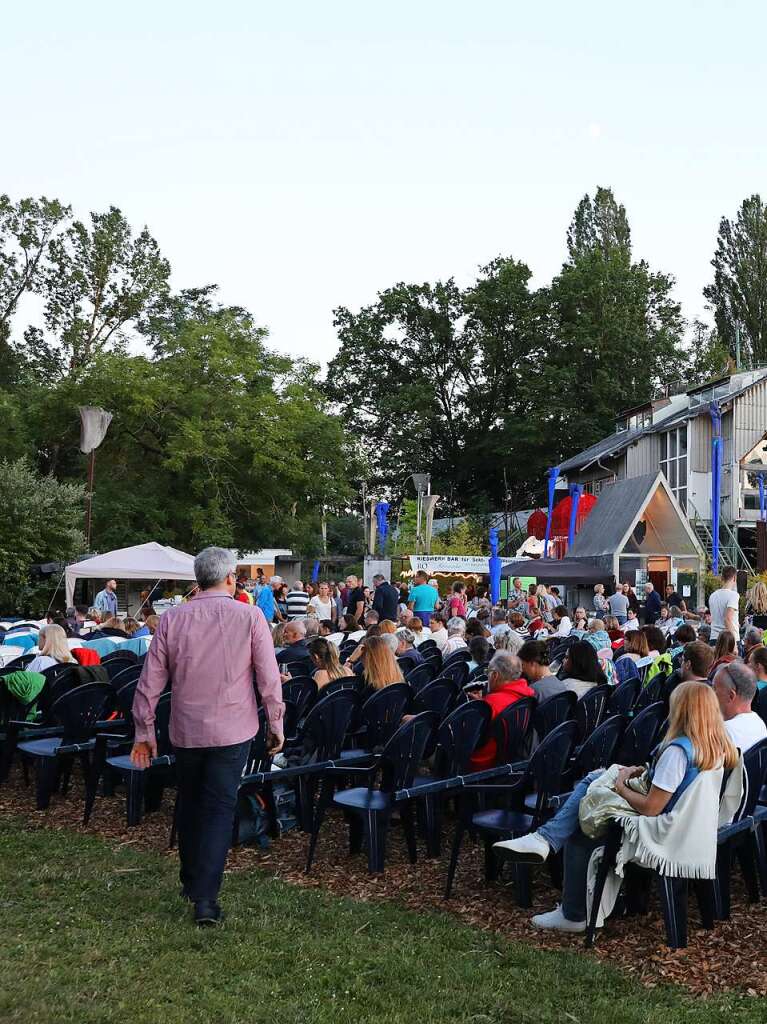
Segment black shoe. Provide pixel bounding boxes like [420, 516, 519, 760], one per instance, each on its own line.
[180, 887, 192, 902]
[194, 900, 224, 927]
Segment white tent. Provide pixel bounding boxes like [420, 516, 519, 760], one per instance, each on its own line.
[65, 542, 196, 606]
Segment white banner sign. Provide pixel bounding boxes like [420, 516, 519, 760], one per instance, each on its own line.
[409, 555, 492, 574]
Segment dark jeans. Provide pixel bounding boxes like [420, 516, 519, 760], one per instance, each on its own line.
[175, 739, 251, 902]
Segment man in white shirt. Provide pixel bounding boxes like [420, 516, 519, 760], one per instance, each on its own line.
[713, 661, 767, 752]
[428, 615, 449, 651]
[621, 609, 640, 633]
[708, 566, 740, 643]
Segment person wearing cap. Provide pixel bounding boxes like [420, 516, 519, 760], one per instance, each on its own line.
[256, 575, 284, 623]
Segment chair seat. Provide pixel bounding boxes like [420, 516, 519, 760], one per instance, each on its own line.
[718, 818, 754, 843]
[334, 788, 393, 811]
[17, 737, 63, 757]
[752, 805, 767, 823]
[339, 748, 369, 760]
[472, 809, 534, 834]
[106, 754, 143, 772]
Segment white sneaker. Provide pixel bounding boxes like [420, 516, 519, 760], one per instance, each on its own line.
[531, 905, 587, 933]
[493, 832, 551, 864]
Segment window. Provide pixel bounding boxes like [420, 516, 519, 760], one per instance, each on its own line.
[660, 427, 687, 511]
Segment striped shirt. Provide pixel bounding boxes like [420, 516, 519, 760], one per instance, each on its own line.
[286, 589, 310, 620]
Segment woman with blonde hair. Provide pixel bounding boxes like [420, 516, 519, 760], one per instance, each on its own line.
[593, 583, 608, 615]
[495, 681, 738, 931]
[360, 635, 404, 691]
[378, 619, 397, 635]
[619, 629, 650, 664]
[26, 624, 76, 674]
[747, 580, 767, 630]
[308, 637, 354, 688]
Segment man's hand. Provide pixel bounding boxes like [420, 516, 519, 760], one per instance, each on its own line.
[130, 739, 157, 769]
[267, 732, 284, 755]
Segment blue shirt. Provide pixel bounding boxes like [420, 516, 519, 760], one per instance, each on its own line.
[409, 584, 439, 613]
[257, 586, 276, 622]
[95, 588, 118, 615]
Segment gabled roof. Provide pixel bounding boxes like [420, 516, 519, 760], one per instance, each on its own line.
[567, 473, 704, 559]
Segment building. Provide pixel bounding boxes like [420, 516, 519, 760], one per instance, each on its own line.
[558, 367, 767, 571]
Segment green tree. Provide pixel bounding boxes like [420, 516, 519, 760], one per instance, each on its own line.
[686, 319, 733, 386]
[547, 186, 687, 452]
[0, 195, 70, 383]
[31, 206, 170, 375]
[0, 459, 84, 614]
[704, 194, 767, 365]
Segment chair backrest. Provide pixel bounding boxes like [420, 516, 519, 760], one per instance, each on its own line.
[752, 687, 767, 727]
[0, 677, 39, 726]
[442, 648, 471, 669]
[526, 719, 579, 822]
[282, 677, 318, 718]
[418, 639, 438, 654]
[377, 711, 438, 793]
[102, 649, 139, 666]
[433, 700, 492, 777]
[575, 685, 611, 742]
[608, 677, 640, 716]
[3, 653, 35, 671]
[735, 737, 767, 820]
[300, 688, 359, 759]
[493, 696, 536, 765]
[151, 692, 173, 757]
[102, 655, 140, 681]
[467, 665, 489, 684]
[37, 665, 90, 717]
[5, 622, 40, 636]
[320, 677, 361, 698]
[533, 690, 577, 740]
[282, 660, 312, 679]
[614, 656, 640, 686]
[438, 661, 470, 688]
[109, 664, 143, 691]
[548, 636, 578, 666]
[244, 708, 270, 774]
[115, 679, 140, 727]
[361, 683, 411, 749]
[616, 701, 666, 765]
[573, 714, 627, 777]
[100, 627, 128, 638]
[49, 682, 115, 743]
[411, 678, 458, 719]
[405, 663, 436, 693]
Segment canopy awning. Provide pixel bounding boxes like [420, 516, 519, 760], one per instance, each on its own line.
[500, 558, 613, 584]
[65, 542, 196, 606]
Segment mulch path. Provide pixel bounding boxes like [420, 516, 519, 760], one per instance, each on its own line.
[2, 765, 767, 999]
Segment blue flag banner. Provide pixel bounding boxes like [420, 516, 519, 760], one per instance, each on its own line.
[709, 403, 722, 575]
[311, 559, 321, 583]
[567, 483, 582, 548]
[543, 467, 560, 559]
[489, 527, 501, 605]
[375, 501, 390, 553]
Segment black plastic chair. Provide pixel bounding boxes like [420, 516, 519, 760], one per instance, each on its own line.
[2, 653, 35, 671]
[752, 687, 767, 727]
[533, 690, 577, 741]
[445, 719, 579, 902]
[714, 738, 767, 919]
[283, 677, 318, 720]
[436, 661, 470, 688]
[493, 697, 536, 767]
[418, 639, 438, 655]
[442, 648, 471, 669]
[575, 685, 611, 742]
[16, 682, 115, 809]
[607, 677, 640, 717]
[102, 648, 139, 665]
[570, 714, 626, 780]
[634, 672, 668, 712]
[405, 663, 435, 693]
[615, 702, 665, 766]
[305, 711, 438, 874]
[102, 655, 140, 682]
[108, 664, 143, 692]
[319, 677, 361, 698]
[411, 678, 458, 720]
[343, 684, 411, 754]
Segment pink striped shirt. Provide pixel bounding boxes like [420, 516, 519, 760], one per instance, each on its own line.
[132, 591, 284, 748]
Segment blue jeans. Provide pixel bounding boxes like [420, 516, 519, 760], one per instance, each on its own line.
[175, 739, 251, 902]
[615, 615, 627, 625]
[415, 611, 432, 626]
[537, 768, 606, 921]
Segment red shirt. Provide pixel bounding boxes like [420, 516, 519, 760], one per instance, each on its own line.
[469, 679, 536, 771]
[235, 592, 250, 604]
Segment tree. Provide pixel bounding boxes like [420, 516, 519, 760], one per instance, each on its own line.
[33, 206, 170, 374]
[704, 194, 767, 365]
[547, 186, 687, 451]
[0, 459, 84, 614]
[686, 319, 733, 386]
[0, 195, 70, 383]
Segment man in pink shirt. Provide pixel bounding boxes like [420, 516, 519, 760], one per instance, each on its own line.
[131, 546, 284, 926]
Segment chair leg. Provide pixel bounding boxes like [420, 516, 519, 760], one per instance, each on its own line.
[735, 841, 760, 903]
[304, 779, 334, 873]
[169, 791, 179, 849]
[693, 879, 716, 930]
[423, 795, 442, 858]
[35, 757, 57, 810]
[365, 810, 390, 874]
[753, 823, 767, 898]
[126, 771, 147, 827]
[400, 802, 418, 864]
[445, 798, 470, 898]
[714, 845, 731, 920]
[658, 875, 688, 949]
[83, 750, 105, 826]
[512, 862, 533, 908]
[585, 830, 620, 948]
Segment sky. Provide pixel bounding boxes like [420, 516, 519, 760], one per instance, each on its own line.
[3, 0, 767, 365]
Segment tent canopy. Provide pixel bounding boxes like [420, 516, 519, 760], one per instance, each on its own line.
[500, 558, 612, 584]
[65, 542, 196, 606]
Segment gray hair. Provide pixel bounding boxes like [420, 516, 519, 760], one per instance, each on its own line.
[304, 618, 320, 638]
[745, 626, 764, 647]
[396, 627, 415, 648]
[447, 617, 466, 636]
[715, 661, 757, 702]
[492, 608, 507, 624]
[194, 546, 237, 589]
[284, 619, 306, 640]
[493, 629, 523, 655]
[381, 633, 399, 654]
[488, 651, 522, 680]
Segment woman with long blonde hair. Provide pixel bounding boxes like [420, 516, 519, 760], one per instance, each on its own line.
[494, 681, 737, 931]
[308, 637, 354, 688]
[378, 619, 397, 635]
[747, 580, 767, 629]
[361, 635, 404, 691]
[26, 624, 76, 674]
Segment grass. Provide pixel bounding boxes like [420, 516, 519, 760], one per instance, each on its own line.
[0, 820, 764, 1024]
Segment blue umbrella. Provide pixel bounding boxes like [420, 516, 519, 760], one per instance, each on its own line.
[489, 527, 501, 605]
[543, 466, 560, 559]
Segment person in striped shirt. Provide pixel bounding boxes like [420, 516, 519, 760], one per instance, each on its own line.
[286, 581, 310, 620]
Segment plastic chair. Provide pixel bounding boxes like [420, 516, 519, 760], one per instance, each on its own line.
[283, 677, 318, 721]
[714, 738, 767, 918]
[607, 677, 640, 716]
[405, 663, 436, 693]
[436, 661, 470, 688]
[575, 685, 611, 742]
[492, 698, 536, 766]
[533, 690, 577, 741]
[102, 648, 139, 665]
[411, 678, 458, 720]
[445, 720, 579, 902]
[101, 655, 140, 682]
[343, 684, 411, 754]
[16, 682, 115, 809]
[570, 714, 626, 779]
[615, 702, 665, 766]
[108, 664, 143, 692]
[442, 648, 471, 669]
[634, 672, 668, 713]
[305, 711, 438, 874]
